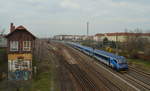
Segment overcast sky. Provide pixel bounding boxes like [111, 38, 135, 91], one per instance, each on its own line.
[0, 0, 150, 37]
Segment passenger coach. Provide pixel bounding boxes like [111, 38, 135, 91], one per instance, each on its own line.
[68, 42, 128, 71]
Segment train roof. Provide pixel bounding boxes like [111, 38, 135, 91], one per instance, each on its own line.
[68, 42, 125, 61]
[74, 43, 124, 59]
[69, 42, 92, 50]
[82, 46, 93, 51]
[70, 42, 83, 47]
[94, 49, 124, 60]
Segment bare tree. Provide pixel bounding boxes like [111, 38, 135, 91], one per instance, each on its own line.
[121, 28, 147, 58]
[144, 42, 150, 56]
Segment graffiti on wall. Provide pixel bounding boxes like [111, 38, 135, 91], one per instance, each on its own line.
[8, 57, 32, 80]
[8, 60, 31, 71]
[8, 70, 31, 80]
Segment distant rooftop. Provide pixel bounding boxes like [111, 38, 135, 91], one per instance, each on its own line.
[95, 32, 150, 36]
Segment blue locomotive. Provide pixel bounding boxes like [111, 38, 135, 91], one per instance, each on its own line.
[68, 42, 128, 71]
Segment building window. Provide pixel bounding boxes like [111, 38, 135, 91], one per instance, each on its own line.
[23, 41, 31, 51]
[10, 41, 18, 51]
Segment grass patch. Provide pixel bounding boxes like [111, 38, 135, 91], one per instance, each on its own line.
[0, 48, 5, 52]
[31, 72, 52, 91]
[14, 65, 53, 91]
[0, 48, 7, 72]
[128, 59, 150, 72]
[29, 55, 60, 91]
[29, 59, 52, 91]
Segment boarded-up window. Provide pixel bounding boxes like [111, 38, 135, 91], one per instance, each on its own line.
[23, 41, 31, 51]
[10, 41, 18, 51]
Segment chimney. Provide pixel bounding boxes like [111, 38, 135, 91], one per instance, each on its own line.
[10, 23, 15, 32]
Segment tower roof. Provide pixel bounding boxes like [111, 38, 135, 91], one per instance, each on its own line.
[6, 25, 36, 39]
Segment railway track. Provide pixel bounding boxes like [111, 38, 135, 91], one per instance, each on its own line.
[64, 45, 122, 91]
[59, 53, 101, 91]
[58, 43, 130, 90]
[129, 66, 150, 79]
[49, 41, 150, 91]
[124, 73, 150, 90]
[50, 42, 101, 91]
[63, 43, 150, 91]
[128, 66, 150, 78]
[95, 61, 150, 91]
[93, 60, 150, 91]
[92, 56, 150, 90]
[125, 66, 150, 90]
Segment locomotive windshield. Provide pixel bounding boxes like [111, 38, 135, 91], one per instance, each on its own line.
[117, 57, 127, 63]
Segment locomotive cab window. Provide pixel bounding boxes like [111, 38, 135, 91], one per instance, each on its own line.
[114, 60, 117, 63]
[23, 41, 31, 51]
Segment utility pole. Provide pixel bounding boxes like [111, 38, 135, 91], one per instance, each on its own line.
[87, 22, 90, 46]
[87, 22, 89, 37]
[116, 32, 118, 55]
